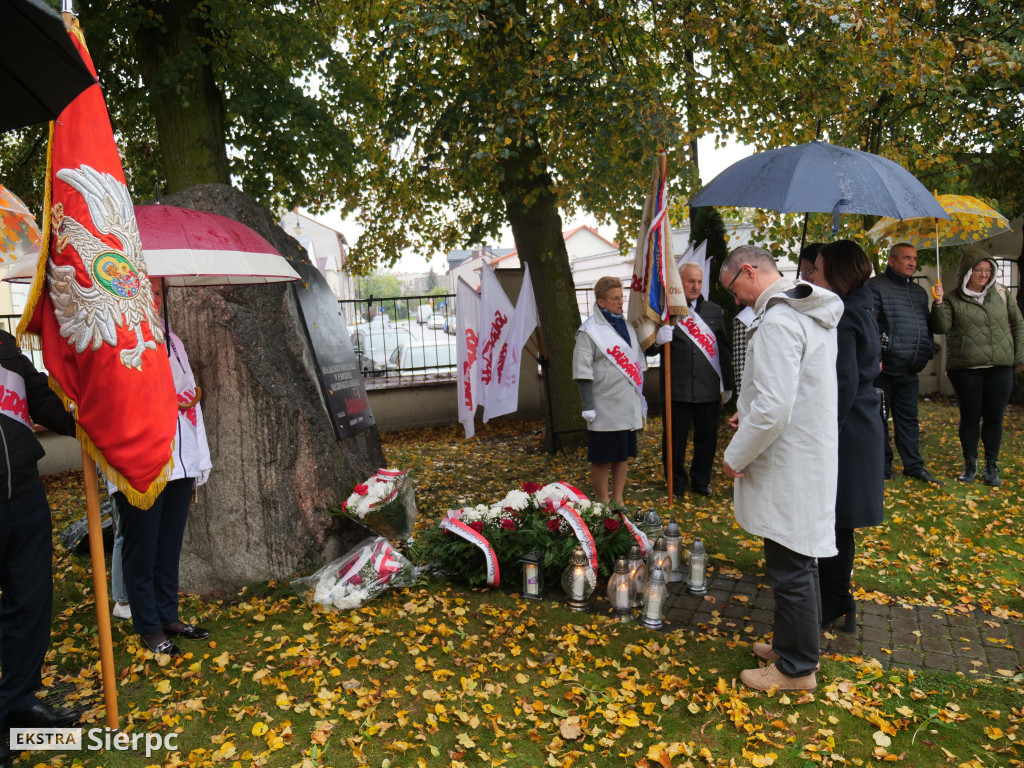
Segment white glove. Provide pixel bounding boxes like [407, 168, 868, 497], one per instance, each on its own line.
[721, 389, 733, 406]
[655, 324, 674, 345]
[581, 410, 597, 423]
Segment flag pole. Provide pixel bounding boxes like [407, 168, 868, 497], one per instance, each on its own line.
[81, 449, 120, 728]
[932, 190, 943, 300]
[660, 152, 675, 505]
[63, 0, 118, 729]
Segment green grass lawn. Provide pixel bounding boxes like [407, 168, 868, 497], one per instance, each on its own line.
[29, 398, 1024, 767]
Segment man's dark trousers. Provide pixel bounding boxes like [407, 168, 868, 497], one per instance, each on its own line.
[0, 478, 54, 731]
[663, 400, 719, 491]
[876, 371, 925, 474]
[764, 537, 820, 678]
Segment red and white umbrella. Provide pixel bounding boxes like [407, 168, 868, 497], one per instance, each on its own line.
[133, 204, 300, 286]
[3, 203, 300, 285]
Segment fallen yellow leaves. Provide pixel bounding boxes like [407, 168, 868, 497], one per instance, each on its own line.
[34, 405, 1024, 768]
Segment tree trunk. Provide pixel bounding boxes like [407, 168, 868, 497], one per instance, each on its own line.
[133, 0, 231, 191]
[154, 184, 386, 593]
[498, 142, 584, 451]
[1014, 247, 1024, 406]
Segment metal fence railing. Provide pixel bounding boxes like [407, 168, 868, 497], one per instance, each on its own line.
[4, 284, 669, 391]
[340, 293, 458, 388]
[339, 288, 662, 388]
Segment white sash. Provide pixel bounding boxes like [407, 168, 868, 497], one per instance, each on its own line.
[581, 316, 643, 394]
[0, 367, 32, 430]
[678, 307, 723, 391]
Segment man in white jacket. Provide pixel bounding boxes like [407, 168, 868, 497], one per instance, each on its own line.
[720, 246, 843, 692]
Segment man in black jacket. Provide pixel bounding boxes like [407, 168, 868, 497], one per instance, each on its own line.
[868, 243, 944, 485]
[1, 330, 80, 768]
[654, 263, 733, 497]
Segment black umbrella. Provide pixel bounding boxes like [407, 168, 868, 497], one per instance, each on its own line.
[0, 0, 97, 133]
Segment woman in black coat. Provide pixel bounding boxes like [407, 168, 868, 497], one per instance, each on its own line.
[811, 240, 885, 631]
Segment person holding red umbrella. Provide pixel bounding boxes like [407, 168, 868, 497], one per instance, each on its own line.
[110, 280, 213, 656]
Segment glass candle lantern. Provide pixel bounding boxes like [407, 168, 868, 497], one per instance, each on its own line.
[626, 544, 647, 608]
[685, 537, 709, 596]
[648, 536, 672, 577]
[639, 566, 668, 629]
[520, 551, 543, 600]
[561, 546, 595, 612]
[642, 509, 663, 541]
[606, 556, 635, 622]
[663, 522, 682, 583]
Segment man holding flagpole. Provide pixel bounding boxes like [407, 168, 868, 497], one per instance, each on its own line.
[1, 331, 80, 768]
[653, 262, 732, 497]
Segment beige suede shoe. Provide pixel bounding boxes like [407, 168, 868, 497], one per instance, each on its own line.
[740, 663, 817, 692]
[752, 642, 820, 671]
[752, 642, 778, 663]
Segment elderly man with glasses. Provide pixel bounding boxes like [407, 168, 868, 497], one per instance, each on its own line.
[719, 245, 844, 693]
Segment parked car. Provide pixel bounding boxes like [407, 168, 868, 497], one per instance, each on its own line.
[386, 340, 459, 374]
[445, 316, 457, 335]
[426, 313, 447, 330]
[351, 328, 413, 376]
[416, 305, 434, 324]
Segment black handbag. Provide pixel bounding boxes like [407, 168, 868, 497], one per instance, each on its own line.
[58, 496, 115, 554]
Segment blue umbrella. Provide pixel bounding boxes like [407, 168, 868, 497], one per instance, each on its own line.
[689, 140, 950, 235]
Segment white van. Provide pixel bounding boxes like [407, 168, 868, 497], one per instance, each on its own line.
[416, 305, 434, 324]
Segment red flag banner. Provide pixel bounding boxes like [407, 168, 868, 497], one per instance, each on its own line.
[627, 153, 686, 348]
[18, 20, 176, 508]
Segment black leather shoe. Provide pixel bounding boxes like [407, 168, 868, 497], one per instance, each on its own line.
[164, 624, 212, 640]
[7, 701, 80, 728]
[690, 483, 714, 497]
[883, 466, 894, 480]
[142, 636, 181, 656]
[902, 469, 945, 486]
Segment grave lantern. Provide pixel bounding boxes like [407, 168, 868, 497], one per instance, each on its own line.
[520, 551, 543, 600]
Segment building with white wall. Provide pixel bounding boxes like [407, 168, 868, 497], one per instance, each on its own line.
[279, 210, 353, 301]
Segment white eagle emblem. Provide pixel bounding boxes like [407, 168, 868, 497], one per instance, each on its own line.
[49, 165, 163, 370]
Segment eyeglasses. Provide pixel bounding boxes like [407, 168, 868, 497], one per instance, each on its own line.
[724, 264, 756, 296]
[800, 265, 817, 280]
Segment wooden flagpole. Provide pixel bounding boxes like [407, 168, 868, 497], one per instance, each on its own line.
[81, 449, 120, 728]
[661, 152, 675, 505]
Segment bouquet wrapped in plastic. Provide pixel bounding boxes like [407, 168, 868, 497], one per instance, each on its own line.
[292, 536, 420, 611]
[338, 468, 418, 541]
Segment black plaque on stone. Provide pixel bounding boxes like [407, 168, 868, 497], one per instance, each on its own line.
[291, 261, 375, 439]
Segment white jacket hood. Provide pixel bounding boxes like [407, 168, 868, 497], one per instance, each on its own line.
[760, 280, 844, 331]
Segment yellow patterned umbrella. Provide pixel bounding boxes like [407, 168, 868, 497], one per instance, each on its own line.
[866, 193, 1010, 295]
[0, 184, 42, 263]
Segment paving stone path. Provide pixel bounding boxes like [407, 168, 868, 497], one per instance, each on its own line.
[659, 573, 1024, 679]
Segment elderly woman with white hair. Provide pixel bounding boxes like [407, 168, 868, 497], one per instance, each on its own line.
[572, 276, 646, 505]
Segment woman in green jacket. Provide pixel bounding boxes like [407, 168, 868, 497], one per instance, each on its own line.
[931, 248, 1024, 485]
